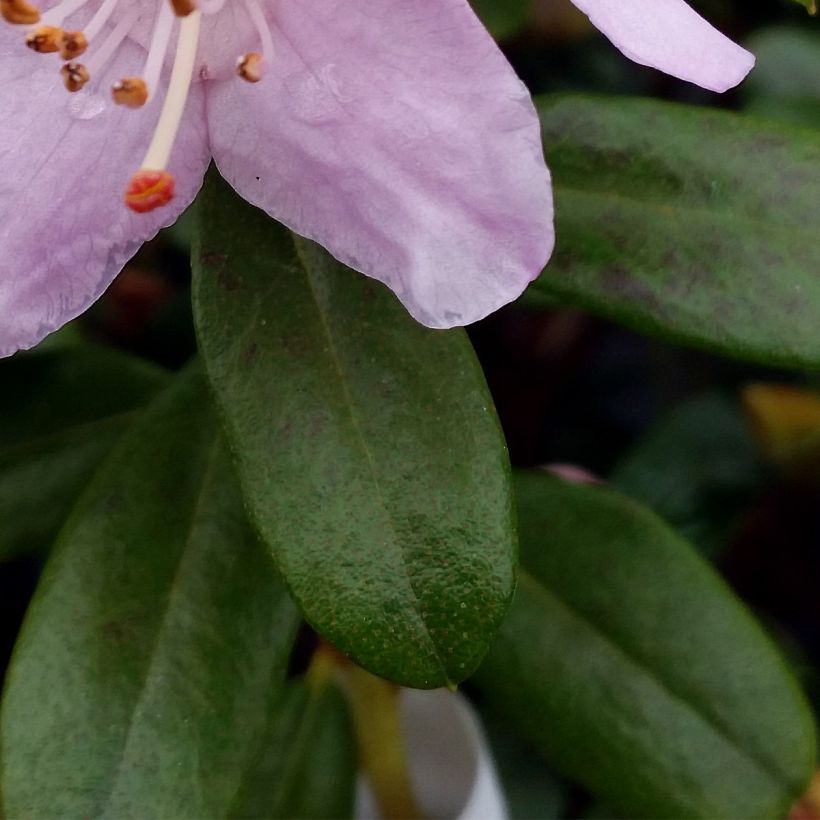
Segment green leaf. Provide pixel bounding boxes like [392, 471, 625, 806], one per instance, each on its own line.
[473, 472, 817, 819]
[231, 679, 357, 819]
[470, 0, 531, 39]
[533, 95, 820, 368]
[192, 172, 515, 689]
[0, 367, 300, 818]
[0, 346, 168, 564]
[742, 27, 820, 129]
[611, 393, 762, 556]
[790, 0, 817, 14]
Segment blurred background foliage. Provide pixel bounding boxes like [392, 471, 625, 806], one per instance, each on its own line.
[2, 1, 820, 817]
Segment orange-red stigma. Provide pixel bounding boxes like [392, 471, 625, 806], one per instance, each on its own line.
[4, 0, 273, 215]
[124, 169, 175, 213]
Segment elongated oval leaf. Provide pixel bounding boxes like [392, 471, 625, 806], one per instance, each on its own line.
[1, 367, 300, 818]
[533, 95, 820, 368]
[192, 173, 515, 689]
[231, 678, 357, 819]
[0, 346, 167, 563]
[473, 472, 817, 819]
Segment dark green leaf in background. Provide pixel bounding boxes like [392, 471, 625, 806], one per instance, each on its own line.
[231, 678, 357, 820]
[0, 346, 167, 564]
[0, 367, 300, 818]
[470, 0, 531, 40]
[611, 393, 762, 556]
[193, 172, 515, 689]
[743, 26, 820, 129]
[474, 472, 816, 819]
[533, 95, 820, 368]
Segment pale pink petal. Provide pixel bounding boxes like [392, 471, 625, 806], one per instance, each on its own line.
[571, 0, 755, 92]
[207, 0, 553, 329]
[0, 29, 210, 357]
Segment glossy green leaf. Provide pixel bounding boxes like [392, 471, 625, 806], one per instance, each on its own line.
[231, 679, 357, 819]
[474, 472, 816, 819]
[533, 95, 820, 368]
[0, 346, 167, 564]
[192, 172, 515, 689]
[1, 367, 300, 818]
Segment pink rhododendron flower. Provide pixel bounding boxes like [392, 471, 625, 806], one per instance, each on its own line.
[0, 0, 554, 356]
[0, 0, 753, 358]
[571, 0, 755, 93]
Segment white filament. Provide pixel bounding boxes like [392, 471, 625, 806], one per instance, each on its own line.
[85, 5, 137, 73]
[242, 0, 274, 62]
[82, 0, 122, 42]
[142, 0, 175, 102]
[141, 9, 201, 170]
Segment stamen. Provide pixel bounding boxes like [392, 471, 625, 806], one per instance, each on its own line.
[82, 0, 122, 42]
[125, 9, 201, 213]
[236, 0, 273, 82]
[112, 77, 148, 107]
[60, 60, 88, 90]
[236, 52, 263, 83]
[169, 0, 196, 15]
[57, 0, 120, 61]
[120, 0, 174, 106]
[60, 5, 137, 94]
[242, 0, 274, 62]
[60, 29, 86, 59]
[26, 24, 61, 52]
[1, 0, 40, 25]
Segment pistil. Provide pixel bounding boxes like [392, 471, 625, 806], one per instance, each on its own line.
[2, 0, 278, 214]
[125, 8, 201, 213]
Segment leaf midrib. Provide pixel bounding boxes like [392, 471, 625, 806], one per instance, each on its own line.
[518, 569, 796, 795]
[98, 435, 222, 818]
[551, 182, 819, 245]
[291, 237, 451, 686]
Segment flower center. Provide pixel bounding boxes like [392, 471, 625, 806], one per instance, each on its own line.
[0, 0, 273, 212]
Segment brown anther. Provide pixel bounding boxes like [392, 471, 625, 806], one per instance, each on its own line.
[236, 52, 264, 83]
[59, 30, 87, 60]
[0, 0, 40, 25]
[26, 24, 62, 53]
[112, 77, 148, 108]
[60, 61, 89, 92]
[169, 0, 196, 15]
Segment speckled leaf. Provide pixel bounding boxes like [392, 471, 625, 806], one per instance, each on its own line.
[0, 346, 167, 564]
[192, 172, 515, 689]
[474, 472, 817, 819]
[533, 95, 820, 368]
[0, 367, 300, 818]
[231, 679, 357, 819]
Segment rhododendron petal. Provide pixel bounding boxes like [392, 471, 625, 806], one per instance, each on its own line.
[0, 33, 209, 356]
[572, 0, 755, 92]
[207, 0, 553, 329]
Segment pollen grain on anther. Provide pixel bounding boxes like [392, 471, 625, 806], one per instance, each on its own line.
[26, 25, 62, 52]
[0, 0, 274, 215]
[112, 77, 148, 108]
[0, 0, 39, 24]
[61, 61, 89, 91]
